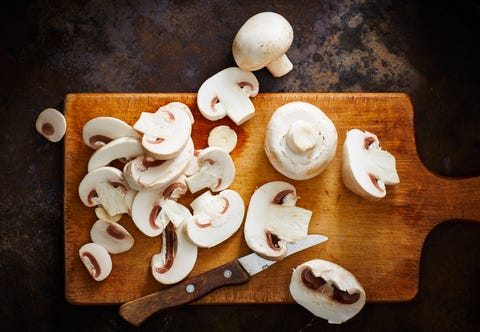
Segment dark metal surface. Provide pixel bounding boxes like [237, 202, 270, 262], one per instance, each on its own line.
[1, 0, 479, 331]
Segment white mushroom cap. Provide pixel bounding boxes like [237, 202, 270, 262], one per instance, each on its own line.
[87, 136, 144, 172]
[185, 146, 236, 194]
[78, 166, 129, 207]
[289, 259, 366, 324]
[244, 181, 312, 260]
[233, 12, 294, 77]
[342, 129, 400, 200]
[35, 108, 66, 142]
[197, 67, 259, 125]
[90, 219, 134, 254]
[78, 242, 112, 281]
[82, 116, 140, 149]
[151, 222, 198, 284]
[186, 189, 245, 248]
[264, 101, 338, 180]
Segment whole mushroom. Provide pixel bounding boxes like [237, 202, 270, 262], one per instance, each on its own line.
[264, 101, 338, 180]
[233, 12, 294, 77]
[289, 259, 366, 324]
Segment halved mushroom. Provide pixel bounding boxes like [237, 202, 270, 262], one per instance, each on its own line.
[130, 176, 188, 237]
[232, 12, 294, 77]
[87, 136, 144, 172]
[78, 242, 112, 281]
[244, 181, 312, 260]
[35, 108, 66, 142]
[289, 259, 366, 324]
[186, 189, 245, 248]
[90, 219, 134, 254]
[264, 101, 338, 180]
[78, 166, 129, 207]
[342, 129, 400, 200]
[123, 138, 193, 191]
[185, 146, 235, 194]
[197, 67, 259, 125]
[82, 116, 140, 149]
[151, 221, 198, 284]
[133, 102, 192, 160]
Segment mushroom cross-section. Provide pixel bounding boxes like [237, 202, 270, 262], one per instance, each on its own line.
[197, 67, 259, 125]
[243, 181, 312, 260]
[82, 116, 140, 149]
[289, 259, 366, 324]
[264, 101, 338, 180]
[185, 146, 235, 194]
[186, 189, 245, 248]
[342, 129, 400, 200]
[133, 102, 192, 160]
[35, 108, 66, 143]
[78, 242, 112, 281]
[232, 12, 294, 77]
[90, 219, 134, 254]
[87, 136, 144, 172]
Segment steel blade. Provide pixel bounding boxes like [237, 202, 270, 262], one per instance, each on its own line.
[237, 234, 328, 276]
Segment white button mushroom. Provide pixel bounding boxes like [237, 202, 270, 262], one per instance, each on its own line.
[87, 136, 144, 172]
[90, 219, 134, 254]
[82, 116, 140, 149]
[243, 181, 312, 261]
[207, 125, 238, 153]
[78, 242, 112, 281]
[35, 108, 66, 142]
[78, 166, 129, 207]
[264, 101, 338, 180]
[289, 259, 366, 324]
[342, 129, 400, 200]
[197, 67, 259, 125]
[232, 12, 294, 77]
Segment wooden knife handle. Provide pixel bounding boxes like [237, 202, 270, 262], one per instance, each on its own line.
[119, 260, 251, 326]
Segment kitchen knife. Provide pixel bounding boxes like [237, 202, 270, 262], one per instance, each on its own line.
[119, 234, 328, 326]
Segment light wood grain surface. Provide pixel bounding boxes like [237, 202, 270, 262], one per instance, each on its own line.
[63, 93, 480, 305]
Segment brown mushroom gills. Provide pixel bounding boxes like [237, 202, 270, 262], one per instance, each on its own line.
[264, 189, 295, 251]
[301, 268, 361, 305]
[89, 134, 113, 146]
[154, 223, 178, 274]
[42, 122, 55, 136]
[80, 251, 101, 279]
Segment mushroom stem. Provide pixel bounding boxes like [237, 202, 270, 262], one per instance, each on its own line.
[266, 54, 293, 77]
[286, 120, 317, 153]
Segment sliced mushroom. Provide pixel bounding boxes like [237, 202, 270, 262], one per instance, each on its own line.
[151, 221, 198, 284]
[197, 67, 259, 125]
[232, 12, 294, 77]
[35, 108, 66, 142]
[185, 146, 235, 194]
[78, 166, 129, 207]
[133, 103, 192, 160]
[243, 181, 312, 260]
[289, 259, 366, 324]
[342, 129, 400, 200]
[90, 219, 134, 254]
[207, 125, 238, 153]
[78, 242, 112, 281]
[95, 207, 123, 222]
[123, 138, 193, 191]
[186, 189, 245, 248]
[87, 136, 144, 172]
[94, 181, 129, 216]
[264, 101, 338, 180]
[82, 116, 140, 149]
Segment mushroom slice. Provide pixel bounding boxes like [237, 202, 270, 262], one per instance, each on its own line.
[133, 102, 192, 160]
[78, 242, 112, 281]
[289, 259, 366, 324]
[78, 166, 128, 207]
[151, 222, 198, 285]
[264, 101, 338, 180]
[130, 176, 188, 237]
[342, 129, 400, 200]
[123, 139, 193, 191]
[82, 116, 140, 149]
[35, 108, 66, 142]
[90, 219, 134, 254]
[95, 207, 123, 222]
[208, 125, 238, 153]
[87, 136, 144, 172]
[186, 189, 245, 248]
[185, 146, 235, 194]
[197, 67, 259, 125]
[244, 181, 312, 261]
[232, 12, 294, 77]
[94, 181, 129, 216]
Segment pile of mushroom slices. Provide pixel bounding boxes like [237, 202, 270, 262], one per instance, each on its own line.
[77, 101, 246, 284]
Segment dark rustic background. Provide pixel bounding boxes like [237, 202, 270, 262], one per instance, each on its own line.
[1, 0, 479, 331]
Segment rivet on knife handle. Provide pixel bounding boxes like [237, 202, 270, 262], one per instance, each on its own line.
[119, 260, 251, 326]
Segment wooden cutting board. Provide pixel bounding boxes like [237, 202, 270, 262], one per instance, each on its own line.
[64, 93, 480, 305]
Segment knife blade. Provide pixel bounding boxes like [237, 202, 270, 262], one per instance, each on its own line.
[119, 234, 328, 326]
